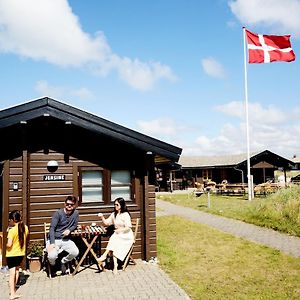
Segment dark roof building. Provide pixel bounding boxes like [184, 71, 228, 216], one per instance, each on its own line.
[177, 150, 294, 186]
[0, 97, 182, 266]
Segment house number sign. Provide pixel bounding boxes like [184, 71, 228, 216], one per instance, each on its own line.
[43, 174, 66, 181]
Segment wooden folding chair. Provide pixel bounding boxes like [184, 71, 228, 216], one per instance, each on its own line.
[43, 223, 52, 278]
[122, 218, 140, 271]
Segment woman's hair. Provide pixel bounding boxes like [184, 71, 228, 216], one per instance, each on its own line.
[9, 210, 26, 248]
[114, 197, 130, 217]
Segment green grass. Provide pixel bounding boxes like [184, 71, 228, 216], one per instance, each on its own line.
[157, 185, 300, 236]
[157, 215, 300, 300]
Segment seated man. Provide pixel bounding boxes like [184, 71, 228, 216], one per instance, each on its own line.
[47, 195, 79, 274]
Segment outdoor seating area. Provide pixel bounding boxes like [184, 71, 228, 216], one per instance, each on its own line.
[40, 218, 140, 278]
[193, 181, 285, 197]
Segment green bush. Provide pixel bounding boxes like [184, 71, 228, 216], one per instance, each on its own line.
[27, 240, 44, 257]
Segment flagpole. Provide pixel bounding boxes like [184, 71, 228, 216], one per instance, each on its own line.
[243, 27, 252, 201]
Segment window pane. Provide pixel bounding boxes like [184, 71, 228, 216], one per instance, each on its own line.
[111, 170, 131, 201]
[82, 170, 103, 202]
[111, 170, 130, 184]
[111, 186, 130, 200]
[82, 187, 103, 202]
[82, 171, 102, 185]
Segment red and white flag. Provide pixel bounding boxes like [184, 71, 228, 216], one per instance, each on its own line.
[245, 29, 296, 63]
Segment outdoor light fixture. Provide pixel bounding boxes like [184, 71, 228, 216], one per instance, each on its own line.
[47, 160, 58, 173]
[13, 182, 19, 191]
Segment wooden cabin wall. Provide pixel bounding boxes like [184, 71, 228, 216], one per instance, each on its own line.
[29, 150, 78, 240]
[147, 185, 157, 259]
[8, 157, 23, 214]
[3, 149, 147, 262]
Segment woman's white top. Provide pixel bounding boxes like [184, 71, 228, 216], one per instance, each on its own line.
[106, 212, 134, 261]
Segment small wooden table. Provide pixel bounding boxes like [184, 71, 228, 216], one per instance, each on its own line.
[71, 225, 106, 276]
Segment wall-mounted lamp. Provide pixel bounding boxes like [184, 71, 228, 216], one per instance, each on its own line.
[47, 160, 58, 173]
[13, 182, 19, 191]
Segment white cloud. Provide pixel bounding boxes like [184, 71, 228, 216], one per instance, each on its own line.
[35, 80, 94, 100]
[114, 56, 177, 91]
[229, 0, 300, 37]
[0, 0, 176, 90]
[35, 80, 65, 99]
[134, 102, 300, 158]
[214, 101, 288, 124]
[71, 87, 95, 100]
[136, 118, 187, 140]
[133, 108, 300, 158]
[201, 57, 226, 79]
[158, 101, 300, 158]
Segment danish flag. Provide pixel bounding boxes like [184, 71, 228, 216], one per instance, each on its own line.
[245, 29, 296, 63]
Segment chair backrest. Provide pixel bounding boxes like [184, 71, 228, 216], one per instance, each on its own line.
[131, 218, 139, 243]
[44, 223, 50, 243]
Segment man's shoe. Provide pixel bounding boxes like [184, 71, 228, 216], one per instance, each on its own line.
[61, 262, 67, 275]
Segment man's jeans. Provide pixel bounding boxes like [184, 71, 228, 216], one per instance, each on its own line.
[46, 239, 79, 265]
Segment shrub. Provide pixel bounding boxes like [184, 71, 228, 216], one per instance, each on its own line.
[27, 240, 44, 257]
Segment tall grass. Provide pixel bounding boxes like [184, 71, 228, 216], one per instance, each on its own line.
[157, 185, 300, 236]
[247, 186, 300, 236]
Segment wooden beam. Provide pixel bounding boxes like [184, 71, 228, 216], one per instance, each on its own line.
[2, 160, 9, 266]
[22, 150, 29, 225]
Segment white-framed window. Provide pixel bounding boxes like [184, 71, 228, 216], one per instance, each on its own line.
[111, 170, 131, 201]
[81, 169, 103, 203]
[78, 167, 133, 205]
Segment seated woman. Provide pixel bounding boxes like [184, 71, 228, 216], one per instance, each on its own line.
[97, 197, 134, 274]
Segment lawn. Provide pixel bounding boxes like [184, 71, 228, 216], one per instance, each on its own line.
[157, 215, 300, 300]
[156, 185, 300, 237]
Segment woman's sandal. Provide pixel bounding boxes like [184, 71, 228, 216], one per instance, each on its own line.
[10, 294, 22, 300]
[97, 254, 106, 262]
[96, 255, 106, 271]
[113, 268, 119, 275]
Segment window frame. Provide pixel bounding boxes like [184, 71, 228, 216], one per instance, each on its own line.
[110, 170, 133, 203]
[77, 166, 134, 206]
[78, 166, 104, 205]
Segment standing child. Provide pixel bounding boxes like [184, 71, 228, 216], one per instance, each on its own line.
[6, 210, 29, 300]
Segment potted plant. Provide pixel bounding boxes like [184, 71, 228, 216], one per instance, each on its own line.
[27, 240, 44, 273]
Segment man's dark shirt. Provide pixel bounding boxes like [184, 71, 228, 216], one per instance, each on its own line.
[49, 208, 79, 244]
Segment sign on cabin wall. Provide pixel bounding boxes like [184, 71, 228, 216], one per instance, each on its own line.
[43, 174, 66, 181]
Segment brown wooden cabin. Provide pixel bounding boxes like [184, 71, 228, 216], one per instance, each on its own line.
[0, 97, 182, 265]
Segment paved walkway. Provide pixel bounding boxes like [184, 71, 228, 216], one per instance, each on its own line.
[0, 260, 190, 300]
[156, 199, 300, 258]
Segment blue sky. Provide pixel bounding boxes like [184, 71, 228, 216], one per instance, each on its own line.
[1, 0, 300, 159]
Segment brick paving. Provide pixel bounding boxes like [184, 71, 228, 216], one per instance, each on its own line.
[156, 199, 300, 258]
[0, 261, 190, 300]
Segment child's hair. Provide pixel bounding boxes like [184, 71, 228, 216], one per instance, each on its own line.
[9, 210, 26, 248]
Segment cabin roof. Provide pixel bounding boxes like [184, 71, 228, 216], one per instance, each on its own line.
[179, 150, 294, 169]
[0, 97, 182, 164]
